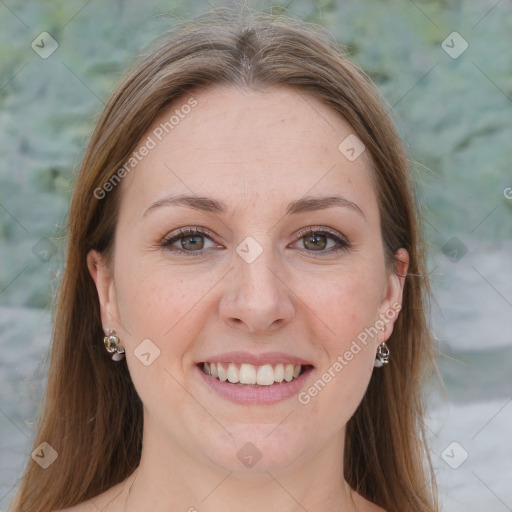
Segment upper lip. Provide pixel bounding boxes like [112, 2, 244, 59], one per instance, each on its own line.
[197, 351, 314, 367]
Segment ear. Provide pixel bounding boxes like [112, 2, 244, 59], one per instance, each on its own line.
[87, 249, 121, 333]
[377, 248, 409, 344]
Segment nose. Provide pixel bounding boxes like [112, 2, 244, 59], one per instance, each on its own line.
[218, 245, 295, 335]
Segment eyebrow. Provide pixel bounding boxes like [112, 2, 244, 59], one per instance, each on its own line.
[142, 193, 366, 220]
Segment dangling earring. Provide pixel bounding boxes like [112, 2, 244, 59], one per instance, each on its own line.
[374, 342, 390, 367]
[104, 329, 125, 361]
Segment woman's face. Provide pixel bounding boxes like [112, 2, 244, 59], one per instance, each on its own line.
[88, 85, 407, 475]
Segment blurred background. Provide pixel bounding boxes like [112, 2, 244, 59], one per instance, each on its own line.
[0, 0, 511, 510]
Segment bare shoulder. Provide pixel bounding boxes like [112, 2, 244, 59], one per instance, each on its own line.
[358, 500, 387, 512]
[363, 498, 387, 512]
[368, 503, 387, 512]
[53, 481, 126, 512]
[53, 479, 132, 512]
[54, 503, 95, 512]
[54, 500, 105, 512]
[351, 490, 387, 512]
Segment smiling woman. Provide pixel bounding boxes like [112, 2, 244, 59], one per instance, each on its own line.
[10, 7, 438, 512]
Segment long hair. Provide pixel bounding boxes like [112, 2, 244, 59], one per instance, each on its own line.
[11, 7, 438, 512]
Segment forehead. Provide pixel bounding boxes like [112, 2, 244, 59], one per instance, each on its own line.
[117, 85, 377, 220]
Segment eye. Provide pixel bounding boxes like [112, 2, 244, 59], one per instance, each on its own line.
[291, 227, 352, 256]
[160, 226, 352, 257]
[160, 227, 219, 256]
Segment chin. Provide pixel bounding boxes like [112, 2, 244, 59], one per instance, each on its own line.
[199, 425, 310, 475]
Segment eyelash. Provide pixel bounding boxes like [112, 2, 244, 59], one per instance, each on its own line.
[160, 226, 352, 258]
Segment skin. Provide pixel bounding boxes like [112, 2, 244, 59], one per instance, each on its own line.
[73, 85, 408, 512]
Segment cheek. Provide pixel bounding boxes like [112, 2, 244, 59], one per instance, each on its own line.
[299, 265, 382, 422]
[112, 254, 191, 349]
[116, 264, 201, 411]
[112, 255, 224, 377]
[317, 262, 386, 344]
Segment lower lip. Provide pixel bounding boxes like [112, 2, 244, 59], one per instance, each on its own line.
[196, 365, 314, 405]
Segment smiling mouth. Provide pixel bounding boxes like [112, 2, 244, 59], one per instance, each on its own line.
[198, 362, 313, 386]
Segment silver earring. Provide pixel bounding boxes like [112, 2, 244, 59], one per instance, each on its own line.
[374, 342, 390, 367]
[104, 329, 125, 361]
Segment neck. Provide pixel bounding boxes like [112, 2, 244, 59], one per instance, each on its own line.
[119, 418, 359, 512]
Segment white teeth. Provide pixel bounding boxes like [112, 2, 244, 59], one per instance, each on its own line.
[256, 364, 275, 386]
[227, 363, 239, 383]
[203, 362, 306, 385]
[217, 363, 228, 382]
[239, 363, 257, 384]
[274, 363, 284, 382]
[284, 364, 294, 382]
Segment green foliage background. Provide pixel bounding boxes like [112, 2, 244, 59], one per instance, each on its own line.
[0, 0, 511, 307]
[0, 2, 511, 510]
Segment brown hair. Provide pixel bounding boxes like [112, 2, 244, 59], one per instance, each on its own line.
[11, 7, 438, 512]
